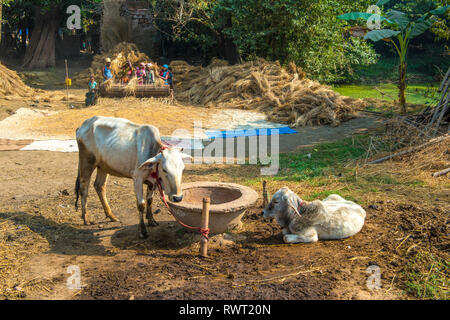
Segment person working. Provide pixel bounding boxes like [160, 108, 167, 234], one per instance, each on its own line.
[145, 63, 155, 84]
[160, 64, 174, 103]
[103, 58, 113, 82]
[160, 64, 173, 86]
[86, 75, 98, 107]
[121, 60, 133, 84]
[88, 75, 97, 92]
[136, 62, 146, 85]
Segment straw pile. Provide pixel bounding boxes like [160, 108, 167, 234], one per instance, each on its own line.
[0, 63, 36, 99]
[74, 42, 163, 86]
[395, 136, 450, 173]
[171, 58, 366, 127]
[0, 63, 79, 103]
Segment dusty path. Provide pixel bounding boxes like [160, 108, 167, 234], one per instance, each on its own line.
[0, 109, 384, 155]
[278, 113, 384, 152]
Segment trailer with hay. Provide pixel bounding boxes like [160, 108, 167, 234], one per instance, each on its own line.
[99, 82, 170, 98]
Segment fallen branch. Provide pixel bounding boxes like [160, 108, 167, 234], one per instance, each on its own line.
[374, 86, 396, 100]
[432, 167, 450, 177]
[368, 134, 449, 165]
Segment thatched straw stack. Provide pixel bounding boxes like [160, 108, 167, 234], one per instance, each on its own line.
[74, 42, 159, 86]
[0, 63, 36, 99]
[171, 58, 366, 127]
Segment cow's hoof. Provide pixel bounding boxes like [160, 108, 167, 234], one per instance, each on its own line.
[84, 220, 95, 226]
[139, 227, 149, 239]
[109, 217, 120, 223]
[148, 219, 159, 227]
[139, 232, 149, 239]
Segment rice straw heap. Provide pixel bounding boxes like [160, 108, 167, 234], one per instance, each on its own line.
[0, 63, 37, 99]
[74, 42, 163, 87]
[171, 58, 366, 127]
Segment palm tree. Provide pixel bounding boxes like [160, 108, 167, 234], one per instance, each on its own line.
[338, 0, 449, 114]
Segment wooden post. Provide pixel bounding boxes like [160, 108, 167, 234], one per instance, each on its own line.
[262, 180, 269, 208]
[65, 59, 70, 108]
[200, 197, 210, 257]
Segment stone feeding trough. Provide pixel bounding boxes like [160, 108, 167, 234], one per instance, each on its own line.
[167, 182, 259, 234]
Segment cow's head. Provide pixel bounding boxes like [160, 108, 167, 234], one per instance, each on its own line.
[262, 187, 303, 225]
[139, 148, 189, 202]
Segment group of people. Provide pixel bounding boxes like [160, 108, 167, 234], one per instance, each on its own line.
[102, 58, 173, 89]
[86, 57, 174, 106]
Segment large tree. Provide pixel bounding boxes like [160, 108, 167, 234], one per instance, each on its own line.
[0, 1, 2, 46]
[21, 5, 62, 68]
[3, 0, 100, 68]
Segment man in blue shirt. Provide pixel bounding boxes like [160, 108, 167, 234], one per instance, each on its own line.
[160, 64, 173, 86]
[103, 58, 113, 82]
[160, 64, 174, 103]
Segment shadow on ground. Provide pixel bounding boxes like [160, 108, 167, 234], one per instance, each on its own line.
[0, 211, 116, 256]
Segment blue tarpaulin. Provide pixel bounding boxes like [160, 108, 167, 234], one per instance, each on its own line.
[205, 126, 297, 139]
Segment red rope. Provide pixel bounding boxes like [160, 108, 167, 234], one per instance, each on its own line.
[151, 146, 209, 240]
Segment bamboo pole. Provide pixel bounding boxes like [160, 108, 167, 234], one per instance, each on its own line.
[368, 134, 449, 165]
[200, 197, 210, 257]
[65, 59, 70, 108]
[432, 168, 450, 177]
[428, 78, 450, 133]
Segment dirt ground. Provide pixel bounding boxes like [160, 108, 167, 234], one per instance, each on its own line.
[1, 148, 447, 300]
[0, 60, 448, 301]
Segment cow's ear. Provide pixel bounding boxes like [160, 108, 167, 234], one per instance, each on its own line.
[181, 153, 193, 162]
[139, 153, 162, 170]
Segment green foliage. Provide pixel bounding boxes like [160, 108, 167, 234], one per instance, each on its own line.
[338, 1, 449, 113]
[364, 29, 401, 41]
[221, 0, 379, 83]
[157, 0, 378, 83]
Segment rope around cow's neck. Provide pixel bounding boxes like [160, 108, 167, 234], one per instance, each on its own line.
[151, 145, 210, 240]
[289, 200, 306, 218]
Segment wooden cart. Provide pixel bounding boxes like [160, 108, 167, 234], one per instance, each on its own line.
[99, 83, 171, 98]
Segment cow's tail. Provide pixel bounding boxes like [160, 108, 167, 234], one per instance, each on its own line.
[75, 167, 80, 211]
[74, 129, 81, 211]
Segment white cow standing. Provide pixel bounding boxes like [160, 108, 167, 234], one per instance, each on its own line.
[262, 187, 366, 243]
[75, 116, 187, 239]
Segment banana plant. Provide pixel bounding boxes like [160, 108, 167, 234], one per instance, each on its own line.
[338, 0, 449, 114]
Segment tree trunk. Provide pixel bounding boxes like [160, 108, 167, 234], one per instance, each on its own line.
[399, 60, 407, 115]
[0, 1, 3, 46]
[22, 6, 62, 69]
[218, 15, 241, 65]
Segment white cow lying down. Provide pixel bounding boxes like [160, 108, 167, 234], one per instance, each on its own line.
[262, 187, 366, 243]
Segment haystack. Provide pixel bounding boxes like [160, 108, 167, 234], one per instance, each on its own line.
[171, 58, 366, 127]
[0, 63, 36, 99]
[74, 42, 163, 86]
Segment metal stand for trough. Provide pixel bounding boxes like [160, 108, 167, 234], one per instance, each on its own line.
[200, 198, 210, 257]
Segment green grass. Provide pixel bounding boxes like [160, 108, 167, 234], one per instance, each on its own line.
[333, 83, 440, 106]
[404, 251, 449, 300]
[333, 54, 446, 110]
[244, 136, 428, 202]
[276, 136, 370, 181]
[353, 55, 448, 84]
